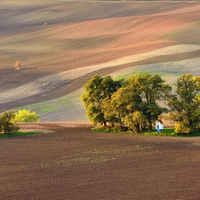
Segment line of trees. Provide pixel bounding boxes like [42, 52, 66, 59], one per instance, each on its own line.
[81, 74, 200, 134]
[0, 109, 40, 134]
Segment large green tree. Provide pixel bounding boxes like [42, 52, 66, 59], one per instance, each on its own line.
[102, 74, 170, 132]
[81, 74, 171, 132]
[103, 86, 142, 131]
[127, 74, 171, 130]
[81, 75, 121, 126]
[167, 74, 200, 133]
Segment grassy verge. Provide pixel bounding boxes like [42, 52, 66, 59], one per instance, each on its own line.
[140, 128, 200, 137]
[139, 128, 176, 137]
[92, 127, 200, 137]
[0, 131, 41, 139]
[92, 126, 131, 135]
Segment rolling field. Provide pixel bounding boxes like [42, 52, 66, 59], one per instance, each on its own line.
[1, 2, 200, 199]
[1, 123, 200, 199]
[1, 1, 200, 121]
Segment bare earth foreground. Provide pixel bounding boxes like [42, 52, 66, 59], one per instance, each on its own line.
[0, 123, 200, 199]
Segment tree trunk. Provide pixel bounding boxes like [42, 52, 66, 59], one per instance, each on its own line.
[149, 120, 153, 131]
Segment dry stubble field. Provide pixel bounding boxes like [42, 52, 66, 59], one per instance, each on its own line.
[1, 1, 200, 199]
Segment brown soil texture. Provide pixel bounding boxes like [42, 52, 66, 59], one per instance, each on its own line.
[1, 1, 200, 121]
[0, 123, 200, 199]
[1, 3, 200, 199]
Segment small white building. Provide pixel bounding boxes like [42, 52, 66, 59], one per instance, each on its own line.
[155, 120, 164, 131]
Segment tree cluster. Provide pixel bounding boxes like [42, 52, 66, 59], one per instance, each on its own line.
[0, 109, 40, 134]
[81, 74, 200, 134]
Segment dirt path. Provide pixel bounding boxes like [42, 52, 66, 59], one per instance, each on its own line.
[0, 123, 200, 199]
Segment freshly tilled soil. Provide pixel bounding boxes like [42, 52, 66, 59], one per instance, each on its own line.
[0, 123, 200, 199]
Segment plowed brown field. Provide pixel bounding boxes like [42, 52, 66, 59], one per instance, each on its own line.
[1, 123, 200, 199]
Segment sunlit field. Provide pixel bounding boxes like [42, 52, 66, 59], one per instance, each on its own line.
[1, 1, 200, 121]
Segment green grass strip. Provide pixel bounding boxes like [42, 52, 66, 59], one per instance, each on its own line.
[92, 127, 200, 137]
[0, 131, 41, 138]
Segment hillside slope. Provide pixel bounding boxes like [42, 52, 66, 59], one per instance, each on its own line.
[1, 1, 200, 121]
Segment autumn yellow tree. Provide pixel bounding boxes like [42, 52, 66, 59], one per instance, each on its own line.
[81, 75, 121, 126]
[167, 74, 200, 133]
[12, 109, 40, 122]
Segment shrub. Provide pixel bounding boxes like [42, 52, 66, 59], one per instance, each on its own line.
[12, 109, 40, 122]
[175, 122, 190, 134]
[0, 110, 20, 134]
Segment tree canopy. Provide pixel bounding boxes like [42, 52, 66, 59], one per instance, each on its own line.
[167, 74, 200, 133]
[81, 73, 173, 133]
[12, 109, 40, 123]
[0, 110, 19, 134]
[81, 73, 200, 134]
[81, 75, 121, 126]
